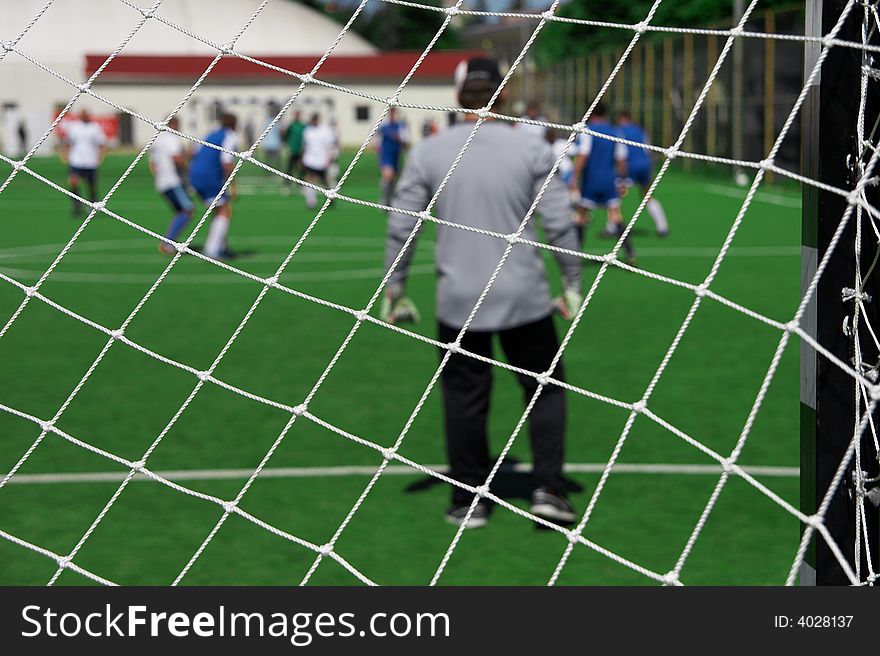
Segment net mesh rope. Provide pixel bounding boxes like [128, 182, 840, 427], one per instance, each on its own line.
[848, 0, 880, 585]
[0, 0, 876, 586]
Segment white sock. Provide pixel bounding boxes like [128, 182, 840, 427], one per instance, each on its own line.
[328, 163, 339, 190]
[646, 198, 668, 233]
[204, 215, 230, 259]
[304, 186, 317, 208]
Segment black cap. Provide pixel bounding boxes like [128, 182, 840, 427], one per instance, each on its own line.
[454, 57, 503, 97]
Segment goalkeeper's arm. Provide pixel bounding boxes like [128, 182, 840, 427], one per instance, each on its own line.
[533, 148, 584, 319]
[382, 145, 431, 324]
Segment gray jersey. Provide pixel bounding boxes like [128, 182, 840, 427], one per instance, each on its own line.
[384, 121, 582, 331]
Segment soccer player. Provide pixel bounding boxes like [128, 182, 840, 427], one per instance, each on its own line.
[616, 110, 669, 236]
[376, 106, 409, 206]
[383, 57, 583, 529]
[327, 117, 342, 191]
[571, 102, 635, 263]
[300, 113, 336, 209]
[188, 112, 239, 260]
[150, 116, 195, 255]
[421, 117, 440, 138]
[17, 120, 28, 157]
[283, 109, 306, 193]
[545, 127, 575, 188]
[518, 100, 548, 141]
[61, 108, 106, 218]
[260, 106, 283, 173]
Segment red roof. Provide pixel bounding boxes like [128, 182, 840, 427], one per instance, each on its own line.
[86, 51, 482, 83]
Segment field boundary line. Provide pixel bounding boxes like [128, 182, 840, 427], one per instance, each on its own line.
[3, 462, 798, 485]
[702, 184, 802, 208]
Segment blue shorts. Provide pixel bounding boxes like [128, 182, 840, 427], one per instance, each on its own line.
[379, 155, 400, 173]
[69, 166, 97, 184]
[628, 164, 652, 187]
[580, 185, 620, 209]
[162, 186, 195, 213]
[191, 180, 229, 206]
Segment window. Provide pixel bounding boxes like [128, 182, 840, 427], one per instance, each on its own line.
[355, 105, 370, 122]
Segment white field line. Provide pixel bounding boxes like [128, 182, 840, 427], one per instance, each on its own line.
[0, 181, 803, 206]
[4, 462, 798, 485]
[0, 236, 429, 259]
[0, 243, 800, 263]
[0, 243, 800, 285]
[0, 264, 437, 284]
[0, 251, 405, 265]
[702, 184, 802, 208]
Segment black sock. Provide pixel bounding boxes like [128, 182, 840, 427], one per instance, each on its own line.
[71, 185, 82, 215]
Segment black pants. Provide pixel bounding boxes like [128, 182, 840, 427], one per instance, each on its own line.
[284, 153, 301, 185]
[438, 315, 566, 506]
[69, 166, 97, 217]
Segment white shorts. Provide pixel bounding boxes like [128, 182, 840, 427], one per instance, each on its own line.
[579, 196, 621, 210]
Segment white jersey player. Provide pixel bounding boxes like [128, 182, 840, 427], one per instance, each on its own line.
[300, 114, 337, 209]
[517, 100, 548, 141]
[149, 116, 195, 254]
[62, 109, 106, 218]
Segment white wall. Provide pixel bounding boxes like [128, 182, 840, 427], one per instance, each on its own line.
[89, 82, 459, 152]
[0, 60, 81, 156]
[0, 57, 461, 157]
[0, 0, 378, 156]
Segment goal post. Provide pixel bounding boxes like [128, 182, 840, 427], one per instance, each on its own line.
[801, 0, 880, 585]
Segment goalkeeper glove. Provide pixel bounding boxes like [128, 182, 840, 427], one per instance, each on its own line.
[555, 287, 583, 320]
[380, 289, 421, 325]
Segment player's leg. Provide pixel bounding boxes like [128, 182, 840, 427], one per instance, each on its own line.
[380, 163, 396, 207]
[303, 168, 319, 208]
[438, 322, 494, 527]
[575, 198, 593, 247]
[642, 187, 668, 237]
[160, 187, 195, 254]
[608, 203, 636, 264]
[633, 167, 668, 236]
[68, 168, 84, 217]
[283, 153, 298, 194]
[498, 316, 575, 524]
[599, 187, 621, 237]
[203, 196, 232, 260]
[327, 160, 339, 193]
[84, 168, 98, 206]
[265, 148, 279, 174]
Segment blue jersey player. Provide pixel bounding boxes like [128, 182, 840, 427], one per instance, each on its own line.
[189, 113, 239, 260]
[616, 110, 668, 236]
[571, 102, 635, 263]
[377, 107, 410, 206]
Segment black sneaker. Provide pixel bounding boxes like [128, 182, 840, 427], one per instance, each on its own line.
[445, 501, 490, 529]
[530, 488, 576, 525]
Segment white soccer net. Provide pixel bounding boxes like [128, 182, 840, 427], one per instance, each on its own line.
[846, 0, 880, 586]
[0, 0, 877, 586]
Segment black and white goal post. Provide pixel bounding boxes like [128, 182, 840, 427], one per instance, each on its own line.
[801, 0, 880, 585]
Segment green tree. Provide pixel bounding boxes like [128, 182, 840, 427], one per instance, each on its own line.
[315, 0, 462, 51]
[358, 0, 462, 50]
[534, 0, 798, 64]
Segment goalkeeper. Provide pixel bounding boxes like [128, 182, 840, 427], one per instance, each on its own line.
[382, 57, 583, 528]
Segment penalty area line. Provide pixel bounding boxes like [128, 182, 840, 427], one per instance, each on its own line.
[4, 462, 798, 485]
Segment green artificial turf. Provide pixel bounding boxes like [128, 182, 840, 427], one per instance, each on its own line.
[0, 151, 804, 585]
